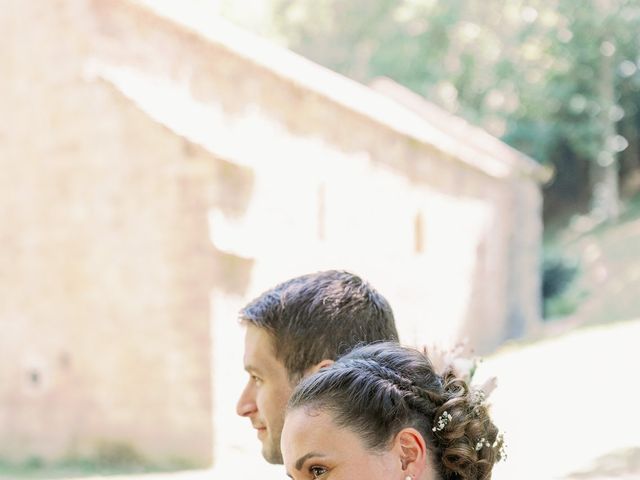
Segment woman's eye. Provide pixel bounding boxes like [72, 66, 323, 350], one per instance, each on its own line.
[309, 466, 327, 478]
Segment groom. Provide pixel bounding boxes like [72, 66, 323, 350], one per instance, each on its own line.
[236, 270, 399, 464]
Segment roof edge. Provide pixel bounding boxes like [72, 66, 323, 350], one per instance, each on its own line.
[117, 0, 552, 183]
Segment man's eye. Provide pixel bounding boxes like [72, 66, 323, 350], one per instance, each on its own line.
[251, 375, 262, 384]
[309, 466, 327, 478]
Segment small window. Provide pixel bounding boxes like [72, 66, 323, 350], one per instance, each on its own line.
[414, 211, 424, 254]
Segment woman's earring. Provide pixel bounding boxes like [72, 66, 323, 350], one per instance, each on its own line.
[404, 476, 413, 480]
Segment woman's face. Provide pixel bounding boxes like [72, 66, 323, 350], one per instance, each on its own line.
[281, 407, 401, 480]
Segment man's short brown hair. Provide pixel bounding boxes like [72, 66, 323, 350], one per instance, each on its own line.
[240, 270, 398, 380]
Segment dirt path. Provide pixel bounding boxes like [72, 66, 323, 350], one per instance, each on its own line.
[478, 318, 640, 479]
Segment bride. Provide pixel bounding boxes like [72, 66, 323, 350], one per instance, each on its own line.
[281, 342, 504, 480]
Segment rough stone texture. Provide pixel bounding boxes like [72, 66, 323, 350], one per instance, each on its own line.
[0, 0, 243, 467]
[1, 0, 546, 468]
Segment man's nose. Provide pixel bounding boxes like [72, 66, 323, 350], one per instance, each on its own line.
[236, 382, 257, 417]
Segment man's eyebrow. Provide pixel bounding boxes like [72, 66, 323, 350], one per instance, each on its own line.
[295, 452, 326, 471]
[244, 364, 263, 374]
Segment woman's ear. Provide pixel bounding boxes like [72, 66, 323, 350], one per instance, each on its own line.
[393, 428, 428, 479]
[304, 359, 334, 376]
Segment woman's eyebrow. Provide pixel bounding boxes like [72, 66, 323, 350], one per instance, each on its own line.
[295, 452, 327, 470]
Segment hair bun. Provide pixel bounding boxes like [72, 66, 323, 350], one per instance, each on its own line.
[434, 370, 504, 479]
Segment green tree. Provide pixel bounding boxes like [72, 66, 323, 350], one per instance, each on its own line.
[269, 0, 640, 222]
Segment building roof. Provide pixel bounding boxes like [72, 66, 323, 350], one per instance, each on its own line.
[370, 77, 553, 183]
[124, 0, 551, 183]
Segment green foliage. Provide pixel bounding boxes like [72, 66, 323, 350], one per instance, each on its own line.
[0, 444, 197, 479]
[268, 0, 640, 217]
[92, 441, 145, 468]
[541, 252, 582, 318]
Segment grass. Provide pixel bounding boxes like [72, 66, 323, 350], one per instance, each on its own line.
[544, 193, 640, 326]
[0, 446, 198, 479]
[0, 458, 143, 479]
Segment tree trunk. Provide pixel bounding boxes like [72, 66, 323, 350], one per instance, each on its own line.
[590, 0, 620, 221]
[590, 159, 620, 221]
[619, 107, 640, 199]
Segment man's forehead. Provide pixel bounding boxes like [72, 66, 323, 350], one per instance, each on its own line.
[243, 325, 279, 365]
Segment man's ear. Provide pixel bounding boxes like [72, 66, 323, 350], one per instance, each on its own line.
[304, 359, 334, 376]
[392, 428, 428, 479]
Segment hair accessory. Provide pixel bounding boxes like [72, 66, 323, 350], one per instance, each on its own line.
[432, 410, 452, 432]
[470, 388, 486, 406]
[469, 388, 486, 416]
[493, 432, 507, 461]
[475, 437, 491, 451]
[475, 432, 508, 461]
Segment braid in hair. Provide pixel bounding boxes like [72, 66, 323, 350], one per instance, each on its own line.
[288, 342, 503, 480]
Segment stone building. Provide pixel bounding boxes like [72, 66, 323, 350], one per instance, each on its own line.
[0, 0, 550, 472]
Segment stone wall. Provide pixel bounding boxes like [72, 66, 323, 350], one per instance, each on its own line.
[0, 0, 257, 466]
[84, 0, 544, 354]
[0, 0, 544, 469]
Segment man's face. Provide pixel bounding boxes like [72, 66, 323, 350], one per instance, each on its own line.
[236, 324, 294, 464]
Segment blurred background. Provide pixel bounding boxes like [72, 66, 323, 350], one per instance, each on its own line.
[1, 0, 639, 479]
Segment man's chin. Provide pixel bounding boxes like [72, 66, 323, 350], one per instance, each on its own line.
[261, 442, 284, 465]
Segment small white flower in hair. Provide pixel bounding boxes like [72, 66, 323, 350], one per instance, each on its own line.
[493, 432, 508, 461]
[475, 437, 491, 451]
[432, 411, 452, 432]
[471, 389, 486, 404]
[470, 388, 486, 416]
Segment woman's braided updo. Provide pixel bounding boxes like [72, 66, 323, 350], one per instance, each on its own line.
[288, 342, 504, 480]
